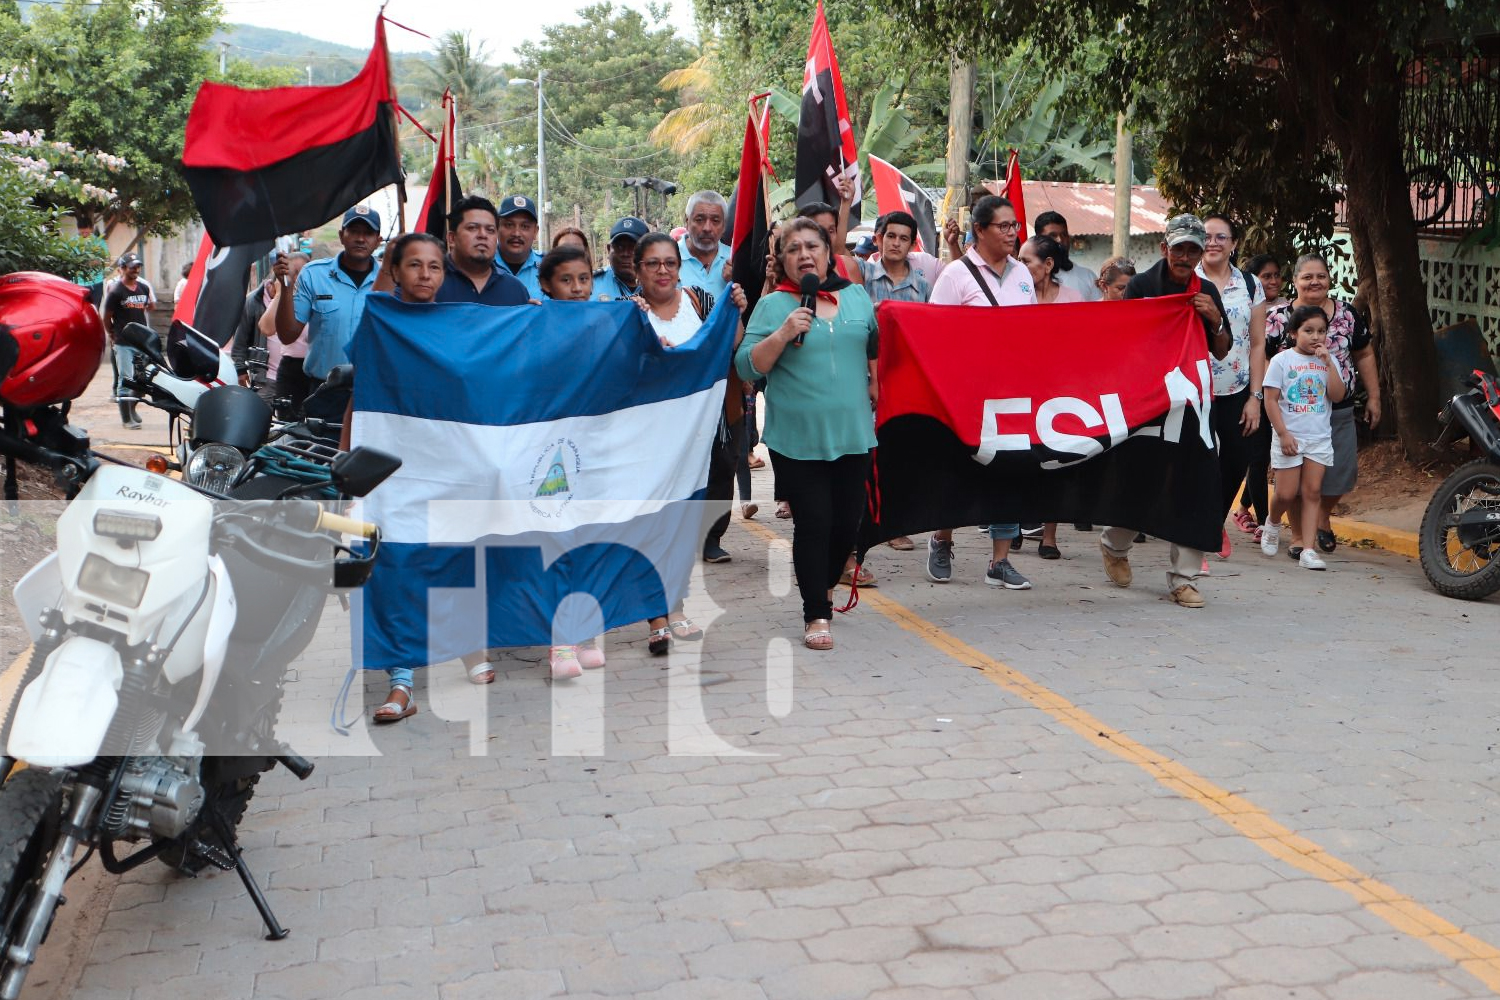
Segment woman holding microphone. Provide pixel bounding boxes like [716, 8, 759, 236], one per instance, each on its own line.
[736, 218, 878, 650]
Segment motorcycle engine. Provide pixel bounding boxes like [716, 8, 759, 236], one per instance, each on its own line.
[104, 759, 205, 840]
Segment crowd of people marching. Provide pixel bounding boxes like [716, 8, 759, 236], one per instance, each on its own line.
[144, 181, 1377, 723]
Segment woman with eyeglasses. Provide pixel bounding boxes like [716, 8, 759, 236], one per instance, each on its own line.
[1231, 253, 1288, 538]
[631, 233, 749, 652]
[736, 217, 879, 651]
[1194, 214, 1267, 567]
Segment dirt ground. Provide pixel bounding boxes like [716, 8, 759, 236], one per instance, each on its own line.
[1335, 438, 1474, 533]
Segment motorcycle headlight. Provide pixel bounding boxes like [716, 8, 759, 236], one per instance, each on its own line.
[185, 443, 246, 493]
[77, 553, 150, 608]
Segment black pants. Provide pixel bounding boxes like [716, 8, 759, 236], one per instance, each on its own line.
[1241, 400, 1272, 524]
[1212, 388, 1254, 522]
[703, 419, 743, 550]
[275, 356, 312, 418]
[770, 449, 870, 622]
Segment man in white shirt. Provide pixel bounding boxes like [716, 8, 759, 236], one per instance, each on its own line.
[1035, 211, 1101, 302]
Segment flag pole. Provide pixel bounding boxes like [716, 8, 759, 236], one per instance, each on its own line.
[443, 89, 455, 229]
[750, 92, 773, 227]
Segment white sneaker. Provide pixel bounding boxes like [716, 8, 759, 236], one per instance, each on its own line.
[1260, 523, 1280, 556]
[1299, 549, 1327, 571]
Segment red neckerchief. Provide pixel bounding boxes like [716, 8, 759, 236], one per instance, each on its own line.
[774, 279, 840, 304]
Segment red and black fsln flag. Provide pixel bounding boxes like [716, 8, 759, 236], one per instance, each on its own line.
[182, 18, 402, 246]
[795, 1, 861, 225]
[858, 296, 1223, 557]
[415, 90, 462, 240]
[729, 111, 771, 320]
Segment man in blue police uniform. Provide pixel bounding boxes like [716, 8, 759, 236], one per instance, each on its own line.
[594, 215, 648, 299]
[495, 194, 544, 299]
[273, 205, 382, 388]
[440, 195, 529, 305]
[678, 190, 731, 297]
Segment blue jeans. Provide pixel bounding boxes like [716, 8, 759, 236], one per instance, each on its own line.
[112, 344, 134, 399]
[987, 523, 1020, 541]
[387, 666, 414, 689]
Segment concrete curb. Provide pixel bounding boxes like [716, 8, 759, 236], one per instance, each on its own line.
[1329, 514, 1420, 559]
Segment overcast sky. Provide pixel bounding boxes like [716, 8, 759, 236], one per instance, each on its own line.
[221, 0, 699, 61]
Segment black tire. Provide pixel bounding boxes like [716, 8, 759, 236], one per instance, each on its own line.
[1419, 459, 1500, 600]
[0, 770, 65, 978]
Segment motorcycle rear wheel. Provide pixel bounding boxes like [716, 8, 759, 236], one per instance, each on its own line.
[1419, 459, 1500, 600]
[0, 770, 65, 982]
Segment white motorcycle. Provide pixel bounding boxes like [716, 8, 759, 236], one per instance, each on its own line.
[0, 445, 399, 998]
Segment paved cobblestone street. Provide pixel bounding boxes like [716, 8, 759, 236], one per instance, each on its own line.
[36, 479, 1500, 999]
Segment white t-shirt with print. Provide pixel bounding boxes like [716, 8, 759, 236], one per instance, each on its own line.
[1264, 349, 1333, 446]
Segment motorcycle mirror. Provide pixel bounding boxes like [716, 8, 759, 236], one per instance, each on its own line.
[322, 364, 355, 391]
[330, 447, 402, 497]
[116, 322, 164, 362]
[165, 320, 224, 381]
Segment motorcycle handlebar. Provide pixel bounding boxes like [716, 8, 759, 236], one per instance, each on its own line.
[316, 510, 377, 539]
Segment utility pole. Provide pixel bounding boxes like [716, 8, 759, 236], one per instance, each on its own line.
[536, 68, 548, 247]
[1112, 110, 1133, 258]
[306, 65, 313, 87]
[944, 55, 976, 259]
[219, 42, 228, 76]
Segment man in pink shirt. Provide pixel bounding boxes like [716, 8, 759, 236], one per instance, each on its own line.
[924, 195, 1037, 590]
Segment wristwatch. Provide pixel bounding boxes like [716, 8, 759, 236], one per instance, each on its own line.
[1252, 389, 1264, 400]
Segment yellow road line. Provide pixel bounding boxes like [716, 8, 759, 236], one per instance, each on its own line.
[740, 518, 1500, 992]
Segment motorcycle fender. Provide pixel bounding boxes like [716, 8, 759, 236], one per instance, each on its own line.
[1449, 393, 1500, 459]
[8, 636, 122, 767]
[12, 552, 62, 641]
[181, 555, 237, 733]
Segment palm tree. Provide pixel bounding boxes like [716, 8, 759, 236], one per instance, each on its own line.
[413, 30, 503, 159]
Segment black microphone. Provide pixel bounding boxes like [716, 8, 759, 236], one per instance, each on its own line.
[796, 273, 819, 346]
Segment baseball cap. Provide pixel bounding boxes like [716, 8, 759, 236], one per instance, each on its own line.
[118, 253, 142, 269]
[608, 216, 649, 244]
[853, 236, 877, 256]
[1164, 213, 1207, 249]
[341, 205, 382, 232]
[499, 195, 538, 220]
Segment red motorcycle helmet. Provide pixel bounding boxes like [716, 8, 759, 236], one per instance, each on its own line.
[0, 271, 107, 409]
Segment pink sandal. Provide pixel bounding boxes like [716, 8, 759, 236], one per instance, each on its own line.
[1231, 509, 1258, 534]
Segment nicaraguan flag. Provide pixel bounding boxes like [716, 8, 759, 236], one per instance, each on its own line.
[349, 293, 737, 671]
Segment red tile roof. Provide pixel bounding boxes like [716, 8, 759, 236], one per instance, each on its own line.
[980, 180, 1173, 236]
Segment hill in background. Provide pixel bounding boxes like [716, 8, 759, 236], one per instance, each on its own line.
[211, 23, 438, 105]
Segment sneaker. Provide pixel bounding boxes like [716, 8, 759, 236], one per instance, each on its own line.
[985, 558, 1032, 590]
[1020, 524, 1044, 538]
[1217, 528, 1232, 560]
[1100, 542, 1133, 588]
[1299, 549, 1328, 571]
[926, 537, 954, 583]
[1260, 523, 1280, 556]
[577, 643, 606, 669]
[1170, 583, 1205, 608]
[703, 544, 732, 564]
[740, 502, 758, 520]
[549, 646, 583, 680]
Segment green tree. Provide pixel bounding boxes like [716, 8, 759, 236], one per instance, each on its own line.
[472, 3, 696, 241]
[412, 30, 503, 159]
[0, 158, 111, 279]
[889, 0, 1500, 455]
[0, 0, 223, 237]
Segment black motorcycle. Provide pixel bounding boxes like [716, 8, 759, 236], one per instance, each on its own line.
[1419, 369, 1500, 600]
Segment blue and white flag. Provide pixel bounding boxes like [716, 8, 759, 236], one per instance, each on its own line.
[349, 293, 737, 671]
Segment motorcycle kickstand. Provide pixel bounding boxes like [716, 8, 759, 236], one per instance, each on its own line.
[205, 808, 289, 941]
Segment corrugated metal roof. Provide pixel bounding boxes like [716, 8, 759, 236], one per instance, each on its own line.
[979, 180, 1173, 236]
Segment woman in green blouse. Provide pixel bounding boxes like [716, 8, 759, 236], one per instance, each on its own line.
[735, 217, 878, 650]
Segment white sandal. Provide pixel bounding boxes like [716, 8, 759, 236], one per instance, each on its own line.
[803, 620, 833, 650]
[373, 684, 417, 723]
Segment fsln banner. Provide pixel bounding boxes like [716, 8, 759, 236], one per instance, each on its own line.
[859, 295, 1222, 555]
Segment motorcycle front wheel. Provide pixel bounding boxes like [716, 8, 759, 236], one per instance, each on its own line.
[1419, 459, 1500, 600]
[0, 770, 65, 983]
